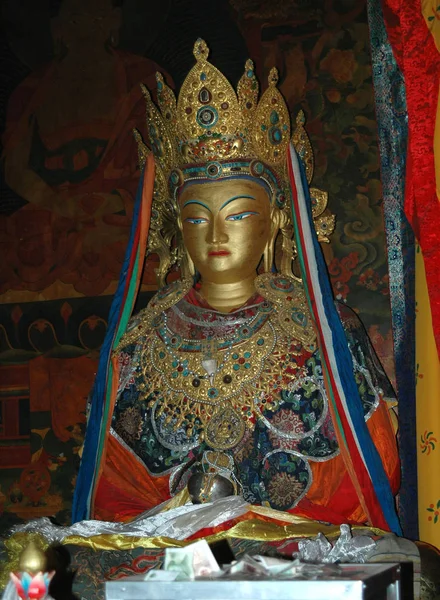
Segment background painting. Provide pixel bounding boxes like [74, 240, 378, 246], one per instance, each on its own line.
[0, 0, 395, 525]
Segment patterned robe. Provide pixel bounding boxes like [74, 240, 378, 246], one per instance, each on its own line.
[94, 275, 399, 524]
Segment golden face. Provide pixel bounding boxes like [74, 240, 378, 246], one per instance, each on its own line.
[179, 178, 272, 284]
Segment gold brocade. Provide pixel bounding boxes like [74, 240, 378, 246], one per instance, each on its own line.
[59, 512, 385, 550]
[1, 509, 386, 576]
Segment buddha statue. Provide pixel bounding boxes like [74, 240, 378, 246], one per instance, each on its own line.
[72, 39, 401, 536]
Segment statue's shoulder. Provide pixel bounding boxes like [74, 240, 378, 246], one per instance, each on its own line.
[117, 278, 193, 350]
[254, 273, 316, 349]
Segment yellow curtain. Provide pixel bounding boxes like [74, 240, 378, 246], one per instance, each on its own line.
[416, 245, 440, 547]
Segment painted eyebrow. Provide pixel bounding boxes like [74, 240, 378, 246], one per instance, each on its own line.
[220, 194, 256, 211]
[182, 200, 212, 212]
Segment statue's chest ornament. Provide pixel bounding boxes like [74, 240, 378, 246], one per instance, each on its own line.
[135, 276, 318, 453]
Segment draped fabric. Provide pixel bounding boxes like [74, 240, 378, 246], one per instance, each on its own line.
[72, 156, 155, 523]
[416, 246, 440, 549]
[380, 0, 440, 356]
[288, 147, 401, 535]
[366, 0, 417, 539]
[371, 0, 440, 547]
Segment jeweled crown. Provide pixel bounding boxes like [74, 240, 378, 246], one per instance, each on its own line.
[136, 39, 334, 285]
[136, 39, 315, 201]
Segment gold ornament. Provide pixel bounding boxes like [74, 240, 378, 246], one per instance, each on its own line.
[18, 540, 47, 573]
[135, 39, 335, 286]
[118, 273, 315, 453]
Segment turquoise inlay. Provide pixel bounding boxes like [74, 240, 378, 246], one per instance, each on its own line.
[257, 338, 264, 346]
[232, 353, 239, 360]
[159, 351, 165, 359]
[172, 360, 178, 368]
[219, 195, 256, 211]
[172, 372, 178, 379]
[244, 362, 251, 369]
[182, 200, 212, 212]
[233, 364, 240, 371]
[244, 351, 251, 358]
[270, 110, 279, 124]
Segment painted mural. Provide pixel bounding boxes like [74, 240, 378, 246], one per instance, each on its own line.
[0, 0, 164, 302]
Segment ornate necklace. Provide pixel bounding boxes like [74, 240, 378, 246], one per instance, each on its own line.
[162, 308, 260, 386]
[122, 273, 318, 454]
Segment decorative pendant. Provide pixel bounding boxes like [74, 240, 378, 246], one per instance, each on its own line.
[205, 405, 245, 450]
[201, 358, 217, 386]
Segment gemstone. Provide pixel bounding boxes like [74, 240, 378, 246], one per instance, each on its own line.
[185, 107, 192, 114]
[246, 102, 253, 109]
[223, 374, 232, 384]
[198, 87, 211, 104]
[200, 72, 207, 81]
[257, 338, 264, 346]
[192, 378, 201, 387]
[270, 110, 279, 124]
[221, 102, 229, 110]
[247, 69, 254, 78]
[197, 106, 218, 128]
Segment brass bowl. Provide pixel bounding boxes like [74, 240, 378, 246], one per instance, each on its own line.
[187, 472, 235, 504]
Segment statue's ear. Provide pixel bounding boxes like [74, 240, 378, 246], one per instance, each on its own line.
[263, 206, 282, 273]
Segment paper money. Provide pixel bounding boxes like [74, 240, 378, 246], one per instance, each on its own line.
[190, 540, 221, 577]
[164, 548, 195, 579]
[164, 540, 220, 580]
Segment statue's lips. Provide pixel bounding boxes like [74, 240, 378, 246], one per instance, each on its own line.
[208, 250, 230, 256]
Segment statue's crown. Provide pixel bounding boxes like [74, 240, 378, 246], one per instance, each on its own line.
[136, 38, 314, 207]
[136, 39, 333, 286]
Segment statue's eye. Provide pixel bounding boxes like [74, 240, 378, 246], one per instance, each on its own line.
[225, 211, 259, 222]
[184, 217, 209, 224]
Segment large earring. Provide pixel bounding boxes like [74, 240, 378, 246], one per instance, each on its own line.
[180, 248, 195, 280]
[279, 221, 296, 277]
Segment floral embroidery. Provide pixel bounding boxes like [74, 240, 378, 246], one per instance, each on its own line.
[118, 351, 136, 391]
[420, 430, 437, 455]
[113, 406, 143, 446]
[267, 471, 304, 507]
[267, 409, 305, 450]
[427, 500, 440, 523]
